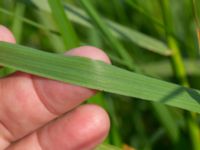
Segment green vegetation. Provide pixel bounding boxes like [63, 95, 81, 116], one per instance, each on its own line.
[0, 0, 200, 149]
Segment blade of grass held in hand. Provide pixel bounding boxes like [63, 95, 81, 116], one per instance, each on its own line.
[0, 42, 200, 113]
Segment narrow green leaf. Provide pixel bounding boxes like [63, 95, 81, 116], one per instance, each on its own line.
[192, 0, 200, 52]
[79, 0, 135, 70]
[159, 1, 200, 150]
[12, 2, 25, 43]
[0, 42, 200, 114]
[152, 103, 179, 143]
[125, 0, 164, 27]
[64, 4, 171, 56]
[141, 60, 200, 78]
[106, 98, 123, 147]
[36, 11, 66, 53]
[31, 0, 171, 56]
[47, 0, 79, 50]
[0, 7, 55, 34]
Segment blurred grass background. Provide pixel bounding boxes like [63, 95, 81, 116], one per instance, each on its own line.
[0, 0, 200, 149]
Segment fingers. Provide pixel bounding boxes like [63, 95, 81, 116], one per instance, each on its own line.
[0, 26, 16, 149]
[66, 46, 111, 64]
[0, 25, 111, 146]
[32, 46, 111, 115]
[0, 25, 16, 43]
[0, 46, 110, 143]
[7, 105, 110, 150]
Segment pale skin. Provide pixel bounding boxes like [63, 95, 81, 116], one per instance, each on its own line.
[0, 25, 110, 150]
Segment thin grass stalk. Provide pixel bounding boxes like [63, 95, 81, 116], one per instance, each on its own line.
[192, 0, 200, 28]
[159, 0, 200, 149]
[79, 0, 137, 71]
[159, 0, 189, 87]
[11, 2, 25, 43]
[133, 109, 152, 150]
[111, 0, 128, 25]
[192, 0, 200, 54]
[37, 11, 66, 53]
[0, 7, 58, 34]
[48, 0, 79, 50]
[151, 103, 179, 143]
[125, 0, 163, 27]
[106, 98, 123, 147]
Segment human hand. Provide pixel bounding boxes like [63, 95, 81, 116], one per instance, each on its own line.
[0, 25, 110, 150]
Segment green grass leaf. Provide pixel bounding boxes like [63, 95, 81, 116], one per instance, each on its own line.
[152, 103, 179, 143]
[11, 2, 25, 43]
[47, 0, 79, 50]
[36, 10, 66, 53]
[141, 59, 200, 78]
[31, 0, 171, 56]
[79, 0, 136, 71]
[0, 42, 200, 114]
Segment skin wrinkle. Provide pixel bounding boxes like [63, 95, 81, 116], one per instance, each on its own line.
[7, 105, 109, 150]
[0, 120, 13, 141]
[31, 75, 61, 116]
[35, 133, 44, 150]
[33, 76, 93, 115]
[6, 133, 43, 150]
[0, 121, 11, 149]
[31, 75, 95, 116]
[0, 79, 13, 148]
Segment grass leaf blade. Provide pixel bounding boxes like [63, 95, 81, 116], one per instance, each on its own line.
[0, 42, 200, 113]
